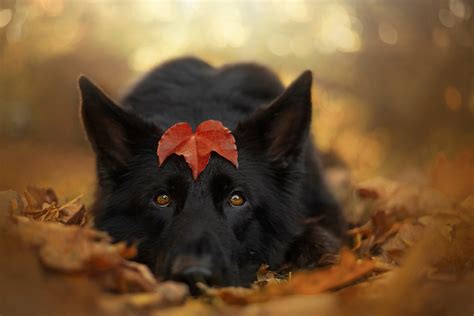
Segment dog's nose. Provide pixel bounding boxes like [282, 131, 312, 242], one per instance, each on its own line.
[171, 266, 213, 295]
[169, 255, 214, 295]
[173, 266, 213, 284]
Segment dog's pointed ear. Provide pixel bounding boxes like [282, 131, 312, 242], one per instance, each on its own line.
[235, 70, 313, 166]
[79, 76, 160, 176]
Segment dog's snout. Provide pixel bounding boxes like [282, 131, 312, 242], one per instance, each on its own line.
[173, 266, 212, 285]
[169, 255, 214, 295]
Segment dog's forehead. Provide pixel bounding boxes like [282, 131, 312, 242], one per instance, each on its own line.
[151, 153, 239, 185]
[205, 153, 242, 177]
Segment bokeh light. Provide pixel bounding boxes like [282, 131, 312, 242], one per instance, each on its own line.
[378, 22, 398, 45]
[0, 0, 472, 197]
[0, 9, 12, 28]
[444, 86, 462, 111]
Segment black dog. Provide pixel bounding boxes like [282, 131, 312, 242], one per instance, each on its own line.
[79, 57, 345, 292]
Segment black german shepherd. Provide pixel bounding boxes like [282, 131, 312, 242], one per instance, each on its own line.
[79, 57, 345, 292]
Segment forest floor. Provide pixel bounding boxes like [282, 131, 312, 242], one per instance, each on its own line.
[0, 146, 473, 316]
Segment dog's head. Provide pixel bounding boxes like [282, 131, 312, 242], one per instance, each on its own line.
[79, 71, 313, 292]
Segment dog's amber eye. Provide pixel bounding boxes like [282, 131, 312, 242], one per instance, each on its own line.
[155, 193, 170, 207]
[229, 193, 245, 207]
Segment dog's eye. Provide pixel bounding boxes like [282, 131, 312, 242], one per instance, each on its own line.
[229, 193, 246, 207]
[155, 193, 171, 207]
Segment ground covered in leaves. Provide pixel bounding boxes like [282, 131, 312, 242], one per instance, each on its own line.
[0, 154, 473, 316]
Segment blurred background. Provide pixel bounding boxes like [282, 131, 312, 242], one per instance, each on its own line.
[0, 0, 472, 202]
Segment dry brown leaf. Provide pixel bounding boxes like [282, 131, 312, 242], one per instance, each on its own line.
[336, 269, 397, 302]
[59, 195, 88, 225]
[254, 264, 288, 286]
[275, 249, 375, 294]
[204, 249, 375, 305]
[381, 221, 425, 264]
[346, 177, 400, 224]
[96, 261, 160, 293]
[11, 216, 157, 293]
[25, 185, 58, 207]
[13, 216, 113, 271]
[1, 218, 186, 315]
[203, 285, 257, 305]
[430, 220, 474, 275]
[2, 188, 157, 294]
[100, 281, 188, 312]
[418, 215, 461, 242]
[17, 186, 89, 226]
[352, 177, 456, 222]
[349, 210, 402, 257]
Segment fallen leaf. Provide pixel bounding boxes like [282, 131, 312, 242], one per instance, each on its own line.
[59, 195, 88, 225]
[204, 249, 375, 305]
[96, 260, 159, 293]
[11, 216, 155, 293]
[100, 281, 188, 311]
[255, 264, 288, 286]
[274, 249, 375, 295]
[20, 186, 88, 226]
[337, 269, 397, 301]
[348, 210, 402, 257]
[381, 221, 425, 264]
[202, 285, 257, 305]
[25, 185, 58, 207]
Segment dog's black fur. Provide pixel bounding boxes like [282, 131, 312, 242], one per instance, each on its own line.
[79, 57, 345, 291]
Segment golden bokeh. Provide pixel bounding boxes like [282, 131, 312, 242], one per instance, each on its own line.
[444, 86, 462, 111]
[0, 0, 472, 197]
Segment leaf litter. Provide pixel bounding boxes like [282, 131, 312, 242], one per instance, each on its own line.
[1, 157, 473, 316]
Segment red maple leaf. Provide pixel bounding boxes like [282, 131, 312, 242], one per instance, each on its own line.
[157, 120, 238, 179]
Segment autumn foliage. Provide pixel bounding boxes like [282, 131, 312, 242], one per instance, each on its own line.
[1, 154, 473, 316]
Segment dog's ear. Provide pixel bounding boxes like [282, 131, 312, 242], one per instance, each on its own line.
[79, 76, 160, 177]
[236, 70, 313, 166]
